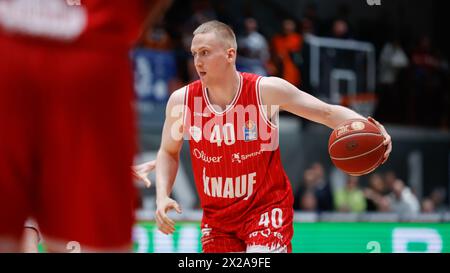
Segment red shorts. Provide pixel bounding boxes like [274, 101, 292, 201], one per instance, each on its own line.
[201, 206, 293, 253]
[0, 36, 136, 250]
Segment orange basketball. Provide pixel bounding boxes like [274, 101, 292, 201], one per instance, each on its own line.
[328, 119, 386, 176]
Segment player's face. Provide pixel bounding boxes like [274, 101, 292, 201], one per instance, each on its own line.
[191, 32, 233, 85]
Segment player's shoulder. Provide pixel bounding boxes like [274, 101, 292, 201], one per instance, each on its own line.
[168, 79, 205, 106]
[165, 86, 188, 113]
[168, 86, 188, 104]
[259, 76, 287, 90]
[258, 76, 294, 105]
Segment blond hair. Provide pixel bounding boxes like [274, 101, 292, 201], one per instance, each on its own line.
[193, 20, 237, 50]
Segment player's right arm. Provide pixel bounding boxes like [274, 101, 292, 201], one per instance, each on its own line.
[155, 87, 186, 235]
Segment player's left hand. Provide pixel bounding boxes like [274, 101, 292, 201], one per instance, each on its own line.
[368, 117, 392, 164]
[132, 160, 156, 188]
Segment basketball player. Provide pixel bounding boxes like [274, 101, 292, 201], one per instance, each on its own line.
[0, 0, 171, 252]
[150, 20, 391, 253]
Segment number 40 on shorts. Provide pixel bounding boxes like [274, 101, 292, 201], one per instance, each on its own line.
[258, 208, 283, 229]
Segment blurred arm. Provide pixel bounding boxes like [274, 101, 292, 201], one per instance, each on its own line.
[21, 226, 40, 253]
[139, 0, 173, 38]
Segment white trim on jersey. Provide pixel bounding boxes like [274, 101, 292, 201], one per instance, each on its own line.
[182, 85, 189, 134]
[202, 73, 243, 116]
[256, 76, 278, 129]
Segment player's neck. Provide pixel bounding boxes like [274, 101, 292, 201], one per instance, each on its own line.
[205, 70, 240, 110]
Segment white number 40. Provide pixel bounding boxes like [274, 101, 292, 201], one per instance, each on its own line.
[258, 208, 283, 229]
[210, 123, 235, 147]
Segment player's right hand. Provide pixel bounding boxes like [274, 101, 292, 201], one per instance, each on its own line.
[155, 197, 182, 235]
[368, 117, 392, 164]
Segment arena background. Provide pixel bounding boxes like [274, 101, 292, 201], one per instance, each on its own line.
[23, 0, 448, 254]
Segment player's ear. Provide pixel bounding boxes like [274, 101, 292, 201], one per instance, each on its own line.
[226, 48, 236, 63]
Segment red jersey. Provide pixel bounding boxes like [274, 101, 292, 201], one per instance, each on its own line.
[0, 0, 148, 249]
[0, 0, 150, 50]
[184, 72, 294, 229]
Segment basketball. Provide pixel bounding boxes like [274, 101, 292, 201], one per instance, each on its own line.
[328, 119, 385, 176]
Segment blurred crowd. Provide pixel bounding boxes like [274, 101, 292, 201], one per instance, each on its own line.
[135, 0, 450, 131]
[293, 162, 448, 214]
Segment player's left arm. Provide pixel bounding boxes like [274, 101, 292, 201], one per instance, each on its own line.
[259, 76, 392, 163]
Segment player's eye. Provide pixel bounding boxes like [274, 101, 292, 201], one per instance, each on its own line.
[201, 50, 208, 56]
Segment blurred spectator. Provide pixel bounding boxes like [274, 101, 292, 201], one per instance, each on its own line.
[300, 190, 318, 212]
[309, 162, 334, 212]
[429, 187, 448, 212]
[421, 198, 436, 213]
[377, 196, 392, 212]
[330, 19, 351, 40]
[302, 3, 320, 35]
[334, 176, 366, 213]
[270, 19, 303, 87]
[375, 39, 409, 122]
[139, 22, 173, 50]
[329, 167, 347, 193]
[294, 163, 333, 212]
[408, 36, 449, 128]
[387, 179, 420, 215]
[294, 168, 316, 210]
[238, 18, 270, 62]
[412, 36, 442, 71]
[237, 18, 270, 75]
[379, 40, 409, 86]
[384, 171, 397, 192]
[301, 18, 315, 36]
[135, 20, 184, 93]
[185, 0, 218, 31]
[364, 173, 388, 212]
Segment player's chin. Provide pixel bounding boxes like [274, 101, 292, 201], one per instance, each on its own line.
[200, 73, 219, 83]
